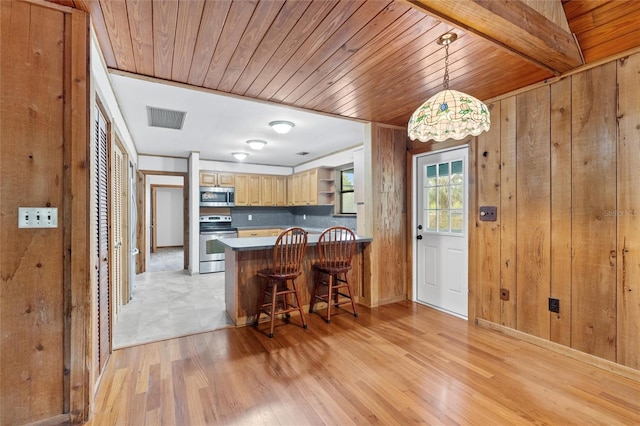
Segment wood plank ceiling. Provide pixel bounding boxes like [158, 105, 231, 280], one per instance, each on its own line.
[51, 0, 640, 127]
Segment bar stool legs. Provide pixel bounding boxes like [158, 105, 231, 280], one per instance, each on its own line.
[310, 268, 358, 323]
[309, 226, 359, 324]
[254, 227, 309, 338]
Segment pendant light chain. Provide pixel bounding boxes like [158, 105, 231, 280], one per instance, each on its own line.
[443, 41, 450, 90]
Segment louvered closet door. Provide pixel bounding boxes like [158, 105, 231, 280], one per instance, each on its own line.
[95, 106, 110, 374]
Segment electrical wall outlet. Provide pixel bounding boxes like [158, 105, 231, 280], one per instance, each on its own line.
[18, 207, 58, 228]
[548, 297, 560, 313]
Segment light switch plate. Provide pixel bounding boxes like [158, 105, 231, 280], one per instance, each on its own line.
[479, 206, 497, 222]
[18, 207, 58, 228]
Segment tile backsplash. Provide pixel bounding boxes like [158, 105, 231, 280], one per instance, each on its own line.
[231, 207, 293, 227]
[231, 206, 356, 231]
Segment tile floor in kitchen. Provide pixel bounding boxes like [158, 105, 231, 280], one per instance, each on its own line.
[113, 247, 233, 349]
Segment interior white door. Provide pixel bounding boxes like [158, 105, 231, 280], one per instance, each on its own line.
[416, 147, 469, 318]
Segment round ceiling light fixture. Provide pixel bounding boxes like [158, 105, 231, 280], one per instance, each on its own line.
[231, 152, 249, 161]
[269, 120, 295, 134]
[246, 139, 267, 150]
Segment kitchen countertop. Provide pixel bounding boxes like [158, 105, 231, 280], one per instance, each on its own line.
[220, 233, 372, 252]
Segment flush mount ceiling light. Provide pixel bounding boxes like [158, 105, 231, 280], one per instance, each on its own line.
[231, 152, 249, 161]
[269, 120, 295, 134]
[246, 139, 267, 150]
[408, 32, 490, 143]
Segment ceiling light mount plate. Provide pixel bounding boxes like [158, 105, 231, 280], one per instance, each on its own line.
[437, 32, 457, 46]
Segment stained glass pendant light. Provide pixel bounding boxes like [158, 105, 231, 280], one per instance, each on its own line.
[408, 32, 490, 142]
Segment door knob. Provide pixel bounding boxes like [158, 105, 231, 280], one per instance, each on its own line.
[417, 235, 423, 240]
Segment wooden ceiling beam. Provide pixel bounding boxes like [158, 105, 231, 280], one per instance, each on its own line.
[402, 0, 584, 75]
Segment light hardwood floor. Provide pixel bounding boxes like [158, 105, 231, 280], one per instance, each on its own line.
[90, 302, 639, 425]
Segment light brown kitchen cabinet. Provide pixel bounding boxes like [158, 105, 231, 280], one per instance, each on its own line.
[292, 173, 303, 205]
[275, 176, 287, 206]
[234, 174, 260, 206]
[237, 228, 282, 238]
[248, 175, 261, 205]
[290, 167, 334, 206]
[199, 171, 234, 187]
[260, 175, 275, 206]
[287, 175, 294, 206]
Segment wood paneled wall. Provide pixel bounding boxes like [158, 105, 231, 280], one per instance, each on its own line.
[0, 1, 91, 424]
[469, 54, 640, 370]
[363, 124, 408, 306]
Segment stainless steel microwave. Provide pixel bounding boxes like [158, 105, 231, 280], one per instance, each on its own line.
[200, 186, 235, 207]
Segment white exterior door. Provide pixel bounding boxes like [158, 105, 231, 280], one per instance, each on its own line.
[416, 147, 469, 318]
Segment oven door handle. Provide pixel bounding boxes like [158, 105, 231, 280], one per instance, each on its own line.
[200, 231, 237, 236]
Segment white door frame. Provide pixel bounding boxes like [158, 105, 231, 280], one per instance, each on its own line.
[412, 145, 469, 319]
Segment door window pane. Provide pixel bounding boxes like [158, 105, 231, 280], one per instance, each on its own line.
[437, 186, 449, 209]
[427, 210, 437, 231]
[426, 165, 437, 186]
[451, 211, 463, 233]
[437, 163, 449, 185]
[438, 210, 450, 232]
[451, 160, 463, 184]
[427, 187, 437, 209]
[422, 159, 465, 236]
[451, 185, 463, 209]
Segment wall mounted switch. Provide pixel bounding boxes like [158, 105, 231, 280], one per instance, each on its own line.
[248, 214, 252, 221]
[18, 207, 58, 228]
[479, 206, 497, 222]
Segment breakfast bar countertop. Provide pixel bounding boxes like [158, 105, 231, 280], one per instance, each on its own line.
[220, 233, 372, 252]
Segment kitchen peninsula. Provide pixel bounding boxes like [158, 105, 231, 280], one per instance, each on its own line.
[220, 232, 372, 326]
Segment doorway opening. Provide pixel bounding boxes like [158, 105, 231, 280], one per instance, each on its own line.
[114, 170, 231, 348]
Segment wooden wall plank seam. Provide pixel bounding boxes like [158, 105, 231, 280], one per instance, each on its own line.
[515, 86, 551, 339]
[476, 101, 502, 323]
[570, 61, 618, 361]
[69, 6, 91, 423]
[500, 96, 517, 328]
[549, 77, 573, 346]
[616, 53, 640, 369]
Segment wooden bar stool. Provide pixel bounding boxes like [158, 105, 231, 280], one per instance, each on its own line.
[309, 226, 358, 323]
[255, 227, 308, 338]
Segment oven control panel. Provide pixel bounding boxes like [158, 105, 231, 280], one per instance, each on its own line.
[199, 215, 232, 223]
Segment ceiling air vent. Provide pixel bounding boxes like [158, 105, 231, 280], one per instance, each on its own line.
[296, 152, 310, 156]
[146, 106, 186, 130]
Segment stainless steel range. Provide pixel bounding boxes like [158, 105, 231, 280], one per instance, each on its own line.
[199, 215, 237, 273]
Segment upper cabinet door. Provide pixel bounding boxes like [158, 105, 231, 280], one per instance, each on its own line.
[199, 171, 235, 187]
[217, 173, 234, 187]
[200, 172, 217, 186]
